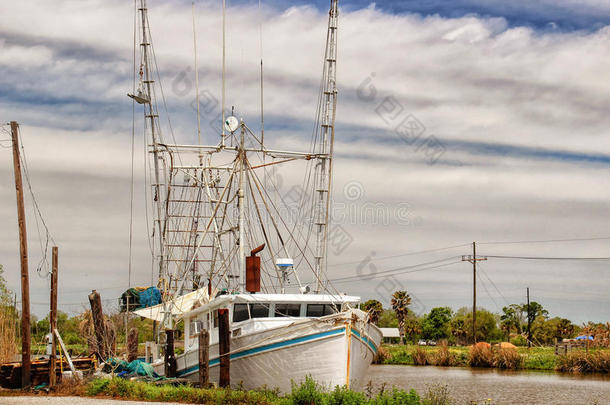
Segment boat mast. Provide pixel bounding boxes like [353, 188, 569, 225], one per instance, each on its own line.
[238, 122, 246, 291]
[314, 0, 338, 293]
[138, 0, 169, 312]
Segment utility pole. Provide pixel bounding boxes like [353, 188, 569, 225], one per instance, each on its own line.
[526, 287, 531, 348]
[462, 242, 487, 344]
[11, 121, 31, 388]
[49, 246, 58, 388]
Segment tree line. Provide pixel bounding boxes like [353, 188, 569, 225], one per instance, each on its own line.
[361, 290, 601, 346]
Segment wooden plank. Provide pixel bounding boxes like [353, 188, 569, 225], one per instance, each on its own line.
[53, 329, 78, 378]
[218, 308, 230, 387]
[198, 330, 209, 388]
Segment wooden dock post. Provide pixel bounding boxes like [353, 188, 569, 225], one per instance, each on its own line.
[88, 290, 107, 361]
[164, 330, 177, 378]
[127, 328, 139, 362]
[11, 121, 31, 388]
[49, 246, 58, 388]
[198, 330, 209, 388]
[218, 308, 230, 387]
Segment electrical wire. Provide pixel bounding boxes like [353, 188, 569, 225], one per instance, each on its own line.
[484, 255, 610, 261]
[328, 243, 471, 268]
[327, 256, 461, 283]
[478, 236, 610, 245]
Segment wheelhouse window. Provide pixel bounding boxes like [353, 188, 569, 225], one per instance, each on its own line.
[306, 304, 336, 317]
[233, 303, 249, 323]
[275, 303, 301, 317]
[213, 310, 219, 328]
[250, 303, 270, 318]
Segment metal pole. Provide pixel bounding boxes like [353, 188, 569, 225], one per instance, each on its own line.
[238, 125, 246, 290]
[472, 241, 477, 344]
[10, 121, 31, 388]
[527, 287, 531, 348]
[49, 246, 58, 388]
[221, 0, 226, 147]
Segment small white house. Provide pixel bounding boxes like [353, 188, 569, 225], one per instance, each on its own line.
[380, 327, 400, 343]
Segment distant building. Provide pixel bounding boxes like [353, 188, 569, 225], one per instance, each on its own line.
[380, 327, 400, 343]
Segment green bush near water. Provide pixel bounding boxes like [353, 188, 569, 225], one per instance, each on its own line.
[85, 377, 451, 405]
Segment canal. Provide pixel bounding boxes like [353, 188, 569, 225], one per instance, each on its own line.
[366, 365, 610, 405]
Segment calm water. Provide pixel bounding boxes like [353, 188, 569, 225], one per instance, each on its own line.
[365, 365, 610, 405]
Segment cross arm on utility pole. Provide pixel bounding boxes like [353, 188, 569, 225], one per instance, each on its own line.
[461, 255, 488, 263]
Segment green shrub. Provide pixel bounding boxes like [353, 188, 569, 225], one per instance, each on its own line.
[289, 376, 325, 405]
[422, 384, 452, 405]
[510, 336, 527, 347]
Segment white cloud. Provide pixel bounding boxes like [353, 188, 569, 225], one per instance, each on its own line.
[0, 0, 608, 323]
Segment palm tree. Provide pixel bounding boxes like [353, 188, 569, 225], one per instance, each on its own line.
[451, 317, 468, 345]
[403, 318, 421, 344]
[391, 290, 411, 344]
[362, 299, 383, 325]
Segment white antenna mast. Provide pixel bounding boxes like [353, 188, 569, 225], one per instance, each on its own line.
[313, 0, 338, 293]
[259, 0, 264, 144]
[221, 0, 226, 148]
[192, 2, 202, 149]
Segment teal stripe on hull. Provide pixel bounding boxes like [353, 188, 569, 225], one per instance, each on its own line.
[351, 329, 378, 354]
[177, 327, 346, 377]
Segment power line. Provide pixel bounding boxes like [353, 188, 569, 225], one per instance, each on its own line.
[328, 257, 461, 284]
[479, 236, 610, 245]
[484, 255, 610, 261]
[328, 243, 470, 268]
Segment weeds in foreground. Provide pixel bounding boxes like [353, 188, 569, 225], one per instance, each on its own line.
[82, 376, 445, 405]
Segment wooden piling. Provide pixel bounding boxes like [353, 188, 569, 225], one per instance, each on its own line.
[164, 330, 177, 378]
[88, 290, 107, 361]
[11, 121, 31, 388]
[127, 328, 139, 363]
[198, 330, 209, 388]
[49, 247, 58, 388]
[218, 308, 230, 387]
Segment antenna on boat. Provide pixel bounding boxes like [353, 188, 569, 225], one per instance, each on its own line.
[258, 0, 264, 145]
[192, 2, 202, 155]
[221, 0, 227, 148]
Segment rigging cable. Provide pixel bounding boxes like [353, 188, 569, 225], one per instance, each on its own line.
[128, 0, 137, 290]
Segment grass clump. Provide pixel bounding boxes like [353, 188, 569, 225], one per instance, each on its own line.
[413, 347, 429, 366]
[556, 350, 610, 373]
[468, 344, 494, 368]
[492, 348, 523, 370]
[82, 376, 442, 405]
[431, 345, 457, 367]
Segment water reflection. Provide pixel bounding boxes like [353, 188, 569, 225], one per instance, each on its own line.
[366, 365, 609, 405]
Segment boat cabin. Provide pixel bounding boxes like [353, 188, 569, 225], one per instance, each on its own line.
[181, 293, 360, 349]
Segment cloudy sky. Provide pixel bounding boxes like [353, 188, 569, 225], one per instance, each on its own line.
[1, 0, 609, 323]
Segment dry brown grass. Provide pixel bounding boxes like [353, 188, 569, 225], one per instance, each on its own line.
[373, 346, 390, 364]
[0, 308, 17, 363]
[413, 347, 429, 365]
[493, 348, 523, 369]
[556, 350, 610, 373]
[468, 343, 494, 367]
[432, 344, 457, 367]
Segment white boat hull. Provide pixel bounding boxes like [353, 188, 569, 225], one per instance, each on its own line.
[154, 311, 382, 392]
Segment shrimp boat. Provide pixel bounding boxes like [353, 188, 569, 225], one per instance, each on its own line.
[129, 0, 381, 391]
